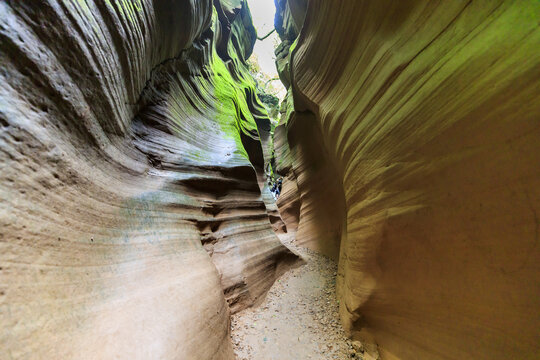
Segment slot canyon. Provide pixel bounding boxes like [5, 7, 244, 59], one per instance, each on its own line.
[1, 0, 539, 359]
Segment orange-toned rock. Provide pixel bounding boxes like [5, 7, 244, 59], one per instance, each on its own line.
[275, 0, 540, 358]
[0, 1, 296, 358]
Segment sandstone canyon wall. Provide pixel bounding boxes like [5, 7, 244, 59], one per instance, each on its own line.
[0, 1, 295, 358]
[274, 0, 540, 359]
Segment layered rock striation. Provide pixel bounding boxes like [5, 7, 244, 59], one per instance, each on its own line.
[274, 0, 540, 359]
[0, 1, 294, 358]
[2, 0, 540, 359]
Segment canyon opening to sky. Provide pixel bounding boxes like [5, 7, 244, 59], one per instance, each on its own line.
[1, 1, 539, 359]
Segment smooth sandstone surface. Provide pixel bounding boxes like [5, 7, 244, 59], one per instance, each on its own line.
[274, 0, 540, 359]
[0, 1, 295, 358]
[1, 0, 539, 359]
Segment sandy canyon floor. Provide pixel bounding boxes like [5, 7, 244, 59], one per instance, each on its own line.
[230, 233, 364, 360]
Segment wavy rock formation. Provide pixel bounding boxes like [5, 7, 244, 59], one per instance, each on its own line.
[0, 0, 296, 358]
[274, 0, 540, 359]
[2, 0, 540, 359]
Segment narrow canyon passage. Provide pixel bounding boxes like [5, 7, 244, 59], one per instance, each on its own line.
[1, 1, 539, 360]
[231, 233, 363, 360]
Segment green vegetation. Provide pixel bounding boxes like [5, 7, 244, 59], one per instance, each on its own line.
[247, 55, 282, 124]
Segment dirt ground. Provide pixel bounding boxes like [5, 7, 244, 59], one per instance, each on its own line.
[230, 233, 364, 360]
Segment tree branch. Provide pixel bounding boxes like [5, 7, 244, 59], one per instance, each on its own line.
[257, 28, 276, 41]
[264, 77, 280, 87]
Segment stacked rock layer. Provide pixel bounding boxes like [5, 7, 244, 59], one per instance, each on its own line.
[0, 1, 295, 359]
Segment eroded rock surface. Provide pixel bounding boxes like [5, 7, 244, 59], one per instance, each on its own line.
[274, 0, 540, 359]
[2, 0, 540, 359]
[0, 1, 296, 358]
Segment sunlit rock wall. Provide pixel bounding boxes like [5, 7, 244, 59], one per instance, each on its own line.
[275, 0, 540, 359]
[0, 0, 296, 358]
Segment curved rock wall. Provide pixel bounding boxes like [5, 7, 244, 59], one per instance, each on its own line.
[273, 1, 346, 259]
[0, 0, 295, 358]
[275, 0, 540, 359]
